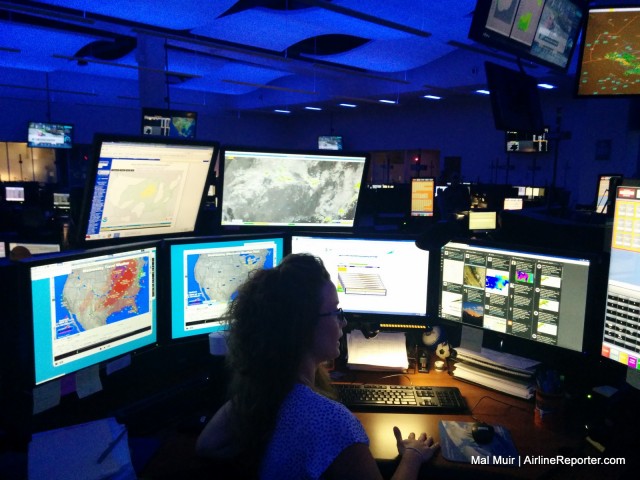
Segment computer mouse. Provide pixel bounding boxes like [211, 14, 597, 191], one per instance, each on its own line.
[471, 422, 495, 444]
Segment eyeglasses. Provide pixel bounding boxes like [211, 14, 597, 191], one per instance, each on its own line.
[319, 308, 346, 324]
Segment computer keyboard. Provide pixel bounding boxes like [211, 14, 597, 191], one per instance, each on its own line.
[334, 383, 467, 413]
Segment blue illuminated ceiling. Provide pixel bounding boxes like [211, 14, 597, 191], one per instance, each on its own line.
[0, 1, 594, 114]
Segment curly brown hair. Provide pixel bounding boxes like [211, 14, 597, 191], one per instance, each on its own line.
[223, 253, 334, 476]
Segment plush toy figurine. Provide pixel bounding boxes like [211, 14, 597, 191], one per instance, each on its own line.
[422, 325, 455, 361]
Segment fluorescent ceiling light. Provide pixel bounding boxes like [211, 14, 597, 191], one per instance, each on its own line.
[339, 103, 357, 108]
[537, 83, 555, 89]
[378, 99, 396, 104]
[475, 89, 490, 95]
[274, 109, 291, 114]
[423, 94, 442, 100]
[304, 106, 322, 111]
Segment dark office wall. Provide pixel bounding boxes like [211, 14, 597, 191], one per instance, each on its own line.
[1, 90, 638, 205]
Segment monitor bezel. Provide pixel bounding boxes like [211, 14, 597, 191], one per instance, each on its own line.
[76, 134, 219, 247]
[14, 241, 161, 386]
[218, 146, 370, 232]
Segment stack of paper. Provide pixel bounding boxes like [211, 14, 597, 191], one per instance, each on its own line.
[452, 347, 539, 399]
[346, 330, 409, 372]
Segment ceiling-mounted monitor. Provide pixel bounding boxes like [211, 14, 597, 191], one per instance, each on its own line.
[220, 148, 368, 229]
[485, 61, 545, 132]
[78, 135, 218, 244]
[506, 127, 549, 153]
[469, 0, 587, 71]
[318, 135, 343, 151]
[141, 108, 197, 139]
[576, 6, 640, 97]
[27, 121, 73, 149]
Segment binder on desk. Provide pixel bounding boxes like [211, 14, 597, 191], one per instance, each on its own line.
[346, 330, 409, 372]
[452, 347, 538, 399]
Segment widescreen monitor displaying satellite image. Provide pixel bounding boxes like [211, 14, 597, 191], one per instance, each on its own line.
[220, 149, 368, 228]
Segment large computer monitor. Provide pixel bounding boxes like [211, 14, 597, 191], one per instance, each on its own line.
[601, 183, 640, 370]
[410, 178, 435, 217]
[168, 235, 285, 339]
[290, 233, 430, 321]
[24, 243, 157, 385]
[78, 135, 218, 243]
[439, 240, 593, 353]
[220, 148, 368, 229]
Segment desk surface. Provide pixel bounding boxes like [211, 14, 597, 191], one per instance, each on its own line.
[334, 368, 597, 479]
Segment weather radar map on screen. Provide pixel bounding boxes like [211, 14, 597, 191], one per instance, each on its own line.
[170, 237, 283, 338]
[30, 246, 156, 384]
[221, 150, 367, 228]
[577, 7, 640, 96]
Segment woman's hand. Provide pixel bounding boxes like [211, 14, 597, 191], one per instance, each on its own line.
[393, 426, 440, 464]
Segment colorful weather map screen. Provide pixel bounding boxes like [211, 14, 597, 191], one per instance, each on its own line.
[577, 7, 640, 96]
[439, 241, 591, 352]
[30, 245, 157, 385]
[170, 237, 284, 338]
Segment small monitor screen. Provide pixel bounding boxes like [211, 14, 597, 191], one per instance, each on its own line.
[410, 178, 435, 217]
[220, 149, 368, 228]
[141, 108, 197, 138]
[80, 136, 218, 242]
[439, 241, 591, 352]
[9, 242, 60, 256]
[469, 211, 497, 231]
[577, 6, 640, 97]
[169, 235, 284, 339]
[506, 127, 549, 153]
[28, 244, 157, 384]
[503, 197, 524, 210]
[0, 242, 5, 258]
[291, 234, 429, 317]
[318, 135, 343, 150]
[5, 186, 25, 202]
[601, 184, 640, 369]
[53, 192, 71, 210]
[27, 122, 73, 149]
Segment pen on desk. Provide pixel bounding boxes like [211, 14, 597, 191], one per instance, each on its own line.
[97, 428, 127, 464]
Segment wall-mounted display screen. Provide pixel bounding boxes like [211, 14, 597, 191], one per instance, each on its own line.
[169, 235, 284, 339]
[506, 127, 549, 153]
[439, 241, 591, 352]
[220, 149, 368, 229]
[318, 135, 343, 150]
[141, 108, 197, 138]
[27, 122, 73, 149]
[27, 244, 157, 385]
